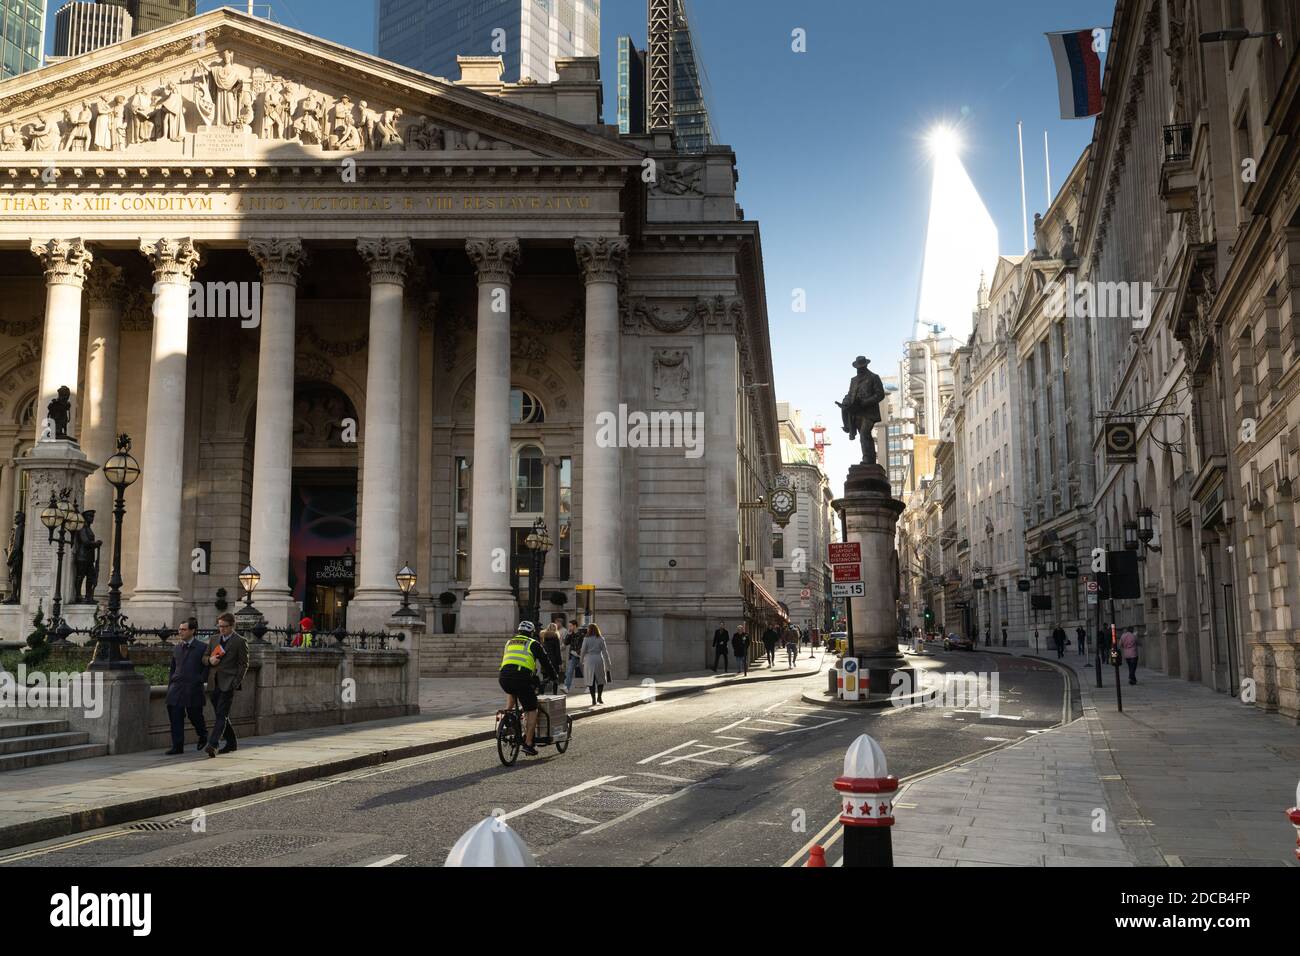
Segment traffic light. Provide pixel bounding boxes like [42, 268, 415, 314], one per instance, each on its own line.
[923, 606, 934, 625]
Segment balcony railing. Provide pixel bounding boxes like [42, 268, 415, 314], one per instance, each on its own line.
[1163, 123, 1192, 163]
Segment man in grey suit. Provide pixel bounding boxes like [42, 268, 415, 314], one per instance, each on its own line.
[165, 617, 209, 755]
[202, 612, 249, 757]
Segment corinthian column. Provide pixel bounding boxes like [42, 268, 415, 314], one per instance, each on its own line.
[575, 237, 630, 671]
[31, 238, 94, 443]
[81, 259, 125, 598]
[247, 238, 308, 627]
[459, 237, 520, 635]
[130, 237, 200, 627]
[350, 237, 413, 629]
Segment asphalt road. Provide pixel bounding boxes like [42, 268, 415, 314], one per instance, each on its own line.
[0, 650, 1071, 868]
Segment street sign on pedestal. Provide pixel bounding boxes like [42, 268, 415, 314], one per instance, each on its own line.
[832, 582, 865, 598]
[840, 657, 860, 701]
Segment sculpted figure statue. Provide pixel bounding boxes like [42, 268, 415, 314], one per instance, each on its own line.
[28, 113, 56, 151]
[261, 82, 284, 138]
[67, 101, 93, 151]
[0, 122, 22, 151]
[836, 356, 886, 466]
[47, 385, 72, 439]
[128, 84, 154, 143]
[192, 69, 216, 128]
[294, 95, 323, 144]
[202, 49, 242, 129]
[92, 94, 114, 149]
[111, 95, 128, 150]
[357, 99, 379, 150]
[3, 512, 23, 604]
[71, 510, 102, 603]
[155, 83, 186, 141]
[376, 108, 404, 149]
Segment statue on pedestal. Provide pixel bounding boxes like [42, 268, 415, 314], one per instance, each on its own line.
[4, 511, 23, 603]
[837, 356, 886, 466]
[46, 385, 71, 440]
[72, 510, 101, 604]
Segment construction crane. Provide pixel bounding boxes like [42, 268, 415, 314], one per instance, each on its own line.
[811, 420, 830, 465]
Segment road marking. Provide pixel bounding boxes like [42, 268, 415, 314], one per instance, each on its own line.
[677, 757, 730, 766]
[661, 741, 756, 765]
[775, 717, 847, 735]
[982, 736, 1012, 742]
[634, 772, 695, 784]
[753, 718, 803, 727]
[601, 786, 658, 797]
[713, 718, 751, 733]
[736, 754, 770, 768]
[714, 735, 749, 741]
[499, 775, 624, 823]
[541, 808, 601, 826]
[363, 854, 407, 867]
[580, 783, 703, 836]
[637, 740, 699, 764]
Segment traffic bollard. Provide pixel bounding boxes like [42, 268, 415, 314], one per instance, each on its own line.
[835, 734, 897, 867]
[444, 816, 536, 867]
[1288, 806, 1300, 862]
[806, 845, 827, 867]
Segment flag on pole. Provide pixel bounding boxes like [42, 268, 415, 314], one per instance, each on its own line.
[1046, 30, 1104, 119]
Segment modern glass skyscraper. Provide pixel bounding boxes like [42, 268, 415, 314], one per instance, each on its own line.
[98, 0, 194, 36]
[616, 35, 645, 135]
[376, 0, 599, 84]
[635, 0, 714, 151]
[0, 0, 46, 78]
[668, 0, 712, 151]
[53, 1, 132, 57]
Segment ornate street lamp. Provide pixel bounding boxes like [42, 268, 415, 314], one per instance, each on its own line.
[524, 518, 552, 629]
[236, 563, 268, 644]
[394, 563, 418, 618]
[41, 489, 83, 645]
[93, 433, 140, 670]
[1045, 555, 1061, 577]
[1123, 520, 1140, 551]
[1030, 561, 1043, 581]
[238, 564, 261, 609]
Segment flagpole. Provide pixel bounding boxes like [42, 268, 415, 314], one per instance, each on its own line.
[1018, 120, 1028, 254]
[1044, 129, 1053, 206]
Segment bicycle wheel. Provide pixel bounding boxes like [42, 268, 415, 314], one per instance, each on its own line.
[555, 716, 573, 754]
[496, 711, 521, 766]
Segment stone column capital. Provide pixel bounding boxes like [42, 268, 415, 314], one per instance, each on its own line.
[31, 238, 94, 288]
[249, 237, 308, 285]
[139, 237, 201, 284]
[466, 237, 520, 285]
[84, 258, 125, 306]
[357, 237, 414, 285]
[575, 236, 628, 284]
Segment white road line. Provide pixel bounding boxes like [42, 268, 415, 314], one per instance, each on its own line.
[736, 754, 770, 768]
[712, 717, 751, 733]
[602, 786, 658, 797]
[363, 854, 407, 867]
[662, 741, 756, 765]
[753, 718, 803, 727]
[723, 724, 783, 733]
[775, 717, 848, 735]
[499, 775, 624, 822]
[634, 772, 695, 784]
[580, 783, 703, 836]
[540, 808, 601, 826]
[714, 735, 749, 741]
[637, 740, 699, 764]
[678, 757, 730, 766]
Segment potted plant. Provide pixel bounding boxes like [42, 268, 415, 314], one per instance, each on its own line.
[438, 591, 458, 634]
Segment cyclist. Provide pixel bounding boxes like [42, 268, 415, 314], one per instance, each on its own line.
[499, 620, 562, 757]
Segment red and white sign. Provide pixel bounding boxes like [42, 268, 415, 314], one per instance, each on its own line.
[832, 564, 862, 583]
[799, 588, 811, 600]
[1086, 580, 1099, 594]
[828, 542, 861, 565]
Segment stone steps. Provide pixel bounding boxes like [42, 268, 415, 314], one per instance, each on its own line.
[419, 634, 513, 677]
[0, 719, 107, 771]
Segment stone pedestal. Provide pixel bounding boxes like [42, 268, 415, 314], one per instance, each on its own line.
[15, 439, 99, 626]
[66, 669, 152, 754]
[386, 611, 425, 715]
[840, 462, 908, 695]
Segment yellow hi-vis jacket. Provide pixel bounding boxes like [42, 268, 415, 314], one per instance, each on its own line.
[500, 636, 538, 672]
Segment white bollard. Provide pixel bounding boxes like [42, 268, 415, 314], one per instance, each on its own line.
[444, 816, 537, 867]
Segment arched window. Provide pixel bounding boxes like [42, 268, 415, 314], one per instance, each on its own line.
[510, 388, 546, 424]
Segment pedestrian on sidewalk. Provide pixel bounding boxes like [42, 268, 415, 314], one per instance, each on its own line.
[784, 629, 798, 668]
[711, 621, 729, 672]
[165, 617, 209, 755]
[762, 624, 779, 667]
[1120, 627, 1139, 684]
[203, 612, 248, 757]
[1051, 624, 1067, 659]
[579, 622, 613, 706]
[1076, 625, 1087, 657]
[541, 623, 563, 690]
[731, 625, 749, 675]
[563, 621, 582, 691]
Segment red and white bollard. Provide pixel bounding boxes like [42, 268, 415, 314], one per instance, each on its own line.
[835, 733, 898, 867]
[1287, 806, 1300, 862]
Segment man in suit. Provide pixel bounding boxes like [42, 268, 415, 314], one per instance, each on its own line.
[165, 617, 209, 755]
[203, 612, 249, 757]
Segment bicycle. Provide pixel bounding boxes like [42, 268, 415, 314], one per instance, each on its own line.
[495, 679, 572, 767]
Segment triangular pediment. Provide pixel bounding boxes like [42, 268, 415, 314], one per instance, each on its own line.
[0, 8, 642, 164]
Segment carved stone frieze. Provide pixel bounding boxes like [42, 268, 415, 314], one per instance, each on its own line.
[653, 348, 691, 404]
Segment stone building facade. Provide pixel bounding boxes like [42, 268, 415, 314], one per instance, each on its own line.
[0, 9, 780, 677]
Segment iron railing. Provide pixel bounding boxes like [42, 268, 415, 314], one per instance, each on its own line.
[1163, 123, 1193, 163]
[49, 617, 406, 652]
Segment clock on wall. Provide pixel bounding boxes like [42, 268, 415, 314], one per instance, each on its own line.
[768, 473, 796, 528]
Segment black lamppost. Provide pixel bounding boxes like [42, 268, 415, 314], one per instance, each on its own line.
[1123, 520, 1140, 551]
[1030, 559, 1043, 653]
[237, 564, 268, 643]
[93, 434, 140, 669]
[41, 489, 84, 646]
[524, 518, 552, 629]
[394, 563, 417, 618]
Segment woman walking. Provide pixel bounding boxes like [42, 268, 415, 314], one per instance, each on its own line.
[541, 623, 563, 691]
[1120, 628, 1139, 684]
[579, 622, 614, 705]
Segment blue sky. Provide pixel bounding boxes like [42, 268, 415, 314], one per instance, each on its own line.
[163, 1, 1112, 492]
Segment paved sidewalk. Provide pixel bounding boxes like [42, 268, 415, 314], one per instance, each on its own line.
[0, 649, 828, 852]
[886, 645, 1298, 867]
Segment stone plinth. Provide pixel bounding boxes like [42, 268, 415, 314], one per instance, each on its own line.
[839, 462, 907, 694]
[15, 440, 98, 625]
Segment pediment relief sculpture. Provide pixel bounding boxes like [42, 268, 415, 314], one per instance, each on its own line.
[0, 47, 524, 158]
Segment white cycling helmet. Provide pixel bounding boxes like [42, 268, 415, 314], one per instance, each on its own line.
[516, 620, 536, 635]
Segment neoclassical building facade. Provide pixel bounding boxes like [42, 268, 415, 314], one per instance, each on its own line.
[0, 10, 780, 676]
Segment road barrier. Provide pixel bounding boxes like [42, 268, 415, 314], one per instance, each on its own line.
[834, 734, 896, 867]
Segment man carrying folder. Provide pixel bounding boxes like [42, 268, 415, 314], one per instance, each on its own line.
[202, 611, 249, 757]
